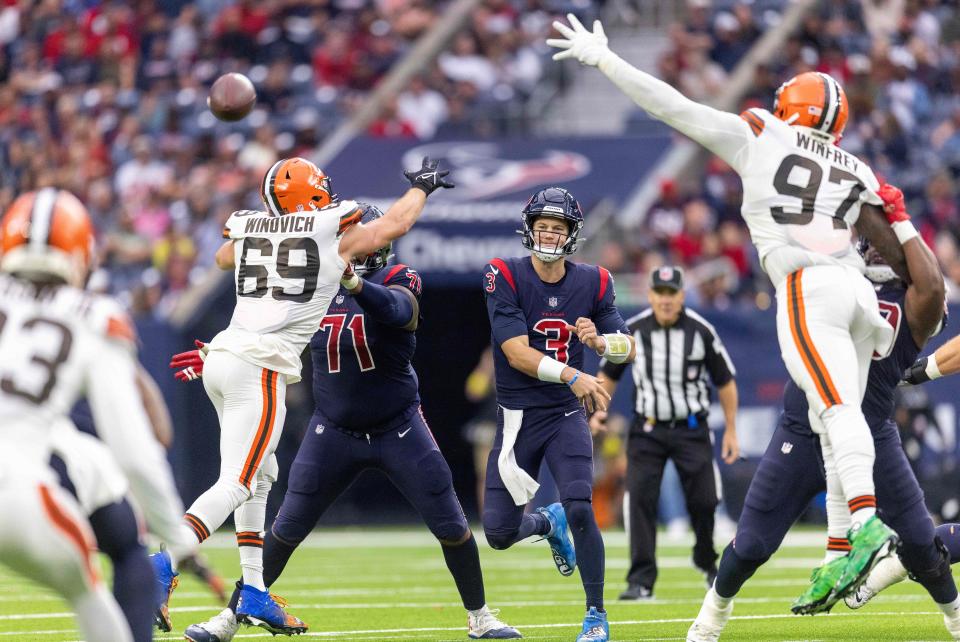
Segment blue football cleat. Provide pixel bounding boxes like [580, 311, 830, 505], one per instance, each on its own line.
[537, 502, 576, 576]
[149, 548, 179, 632]
[236, 584, 308, 635]
[576, 607, 609, 642]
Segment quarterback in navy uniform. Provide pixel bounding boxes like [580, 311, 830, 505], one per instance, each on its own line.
[183, 204, 520, 642]
[687, 184, 960, 641]
[481, 187, 636, 642]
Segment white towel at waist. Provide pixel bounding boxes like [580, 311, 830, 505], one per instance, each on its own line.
[496, 406, 540, 506]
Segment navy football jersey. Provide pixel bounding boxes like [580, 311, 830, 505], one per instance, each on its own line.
[483, 256, 629, 410]
[782, 282, 919, 434]
[310, 263, 423, 431]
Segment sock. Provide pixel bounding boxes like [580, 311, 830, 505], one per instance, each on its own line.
[714, 542, 764, 599]
[74, 586, 133, 642]
[822, 405, 877, 523]
[440, 533, 486, 611]
[938, 595, 960, 617]
[228, 580, 242, 613]
[263, 530, 300, 588]
[234, 476, 271, 591]
[849, 501, 877, 526]
[520, 512, 550, 540]
[564, 500, 605, 611]
[824, 536, 851, 562]
[184, 512, 212, 544]
[936, 524, 960, 563]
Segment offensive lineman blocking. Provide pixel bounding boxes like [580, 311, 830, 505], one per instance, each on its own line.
[154, 157, 454, 634]
[547, 15, 910, 605]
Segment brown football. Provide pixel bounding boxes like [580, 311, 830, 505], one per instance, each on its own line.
[207, 73, 257, 122]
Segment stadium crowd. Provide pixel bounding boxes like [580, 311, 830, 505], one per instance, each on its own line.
[613, 0, 960, 310]
[0, 0, 581, 316]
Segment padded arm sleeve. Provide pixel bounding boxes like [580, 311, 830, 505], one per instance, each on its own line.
[598, 52, 753, 172]
[353, 280, 416, 328]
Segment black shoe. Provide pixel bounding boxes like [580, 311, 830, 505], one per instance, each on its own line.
[618, 584, 653, 600]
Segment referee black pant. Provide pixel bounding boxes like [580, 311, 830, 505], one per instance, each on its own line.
[625, 416, 719, 589]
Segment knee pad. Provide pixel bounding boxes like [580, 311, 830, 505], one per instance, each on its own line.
[271, 512, 310, 546]
[561, 479, 593, 504]
[902, 536, 952, 584]
[731, 530, 773, 563]
[562, 499, 595, 532]
[483, 529, 516, 551]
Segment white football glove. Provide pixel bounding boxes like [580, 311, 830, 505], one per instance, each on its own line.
[546, 14, 610, 67]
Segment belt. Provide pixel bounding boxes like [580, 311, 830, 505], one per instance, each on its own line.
[635, 413, 708, 430]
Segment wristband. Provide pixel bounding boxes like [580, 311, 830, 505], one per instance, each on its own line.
[341, 273, 360, 290]
[926, 353, 942, 381]
[892, 220, 919, 245]
[600, 332, 631, 364]
[566, 372, 579, 387]
[537, 356, 566, 383]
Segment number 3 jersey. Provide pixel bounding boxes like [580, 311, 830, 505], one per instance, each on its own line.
[596, 55, 883, 286]
[310, 263, 423, 431]
[483, 256, 629, 410]
[211, 200, 362, 382]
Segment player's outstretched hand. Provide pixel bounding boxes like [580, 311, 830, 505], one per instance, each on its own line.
[901, 356, 931, 385]
[589, 409, 609, 435]
[547, 14, 610, 67]
[566, 317, 605, 354]
[404, 156, 454, 196]
[569, 371, 611, 413]
[878, 182, 909, 224]
[170, 339, 208, 382]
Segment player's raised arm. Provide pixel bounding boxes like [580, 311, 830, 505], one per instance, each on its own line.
[547, 14, 751, 171]
[339, 157, 454, 264]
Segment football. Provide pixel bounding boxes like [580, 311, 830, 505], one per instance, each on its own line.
[207, 72, 257, 122]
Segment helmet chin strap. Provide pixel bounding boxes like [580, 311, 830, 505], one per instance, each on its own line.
[864, 265, 899, 283]
[532, 248, 564, 263]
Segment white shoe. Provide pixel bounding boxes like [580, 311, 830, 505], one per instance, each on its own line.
[944, 606, 960, 640]
[184, 608, 239, 642]
[468, 605, 522, 639]
[844, 554, 907, 609]
[686, 588, 732, 642]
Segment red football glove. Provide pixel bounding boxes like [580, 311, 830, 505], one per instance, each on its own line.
[878, 182, 909, 224]
[170, 340, 207, 382]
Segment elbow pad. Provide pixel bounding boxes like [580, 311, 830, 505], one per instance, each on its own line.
[601, 333, 631, 364]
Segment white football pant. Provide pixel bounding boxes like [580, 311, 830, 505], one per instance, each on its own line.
[0, 466, 131, 641]
[185, 351, 285, 548]
[776, 265, 893, 517]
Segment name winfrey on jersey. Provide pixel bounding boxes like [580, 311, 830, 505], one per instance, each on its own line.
[781, 281, 918, 435]
[484, 256, 629, 410]
[209, 200, 362, 382]
[309, 263, 423, 432]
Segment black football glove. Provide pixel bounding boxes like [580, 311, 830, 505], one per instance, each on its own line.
[901, 356, 931, 386]
[404, 156, 454, 196]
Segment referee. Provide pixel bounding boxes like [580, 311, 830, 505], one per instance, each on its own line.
[591, 266, 739, 600]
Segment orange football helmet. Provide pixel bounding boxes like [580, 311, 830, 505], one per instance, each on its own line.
[0, 188, 95, 287]
[260, 157, 334, 216]
[772, 71, 849, 139]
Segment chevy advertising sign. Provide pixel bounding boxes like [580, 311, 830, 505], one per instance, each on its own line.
[325, 136, 672, 285]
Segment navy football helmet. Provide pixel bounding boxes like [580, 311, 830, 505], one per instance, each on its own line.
[518, 187, 584, 262]
[352, 202, 393, 275]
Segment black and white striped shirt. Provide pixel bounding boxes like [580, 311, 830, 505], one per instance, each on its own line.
[601, 308, 736, 422]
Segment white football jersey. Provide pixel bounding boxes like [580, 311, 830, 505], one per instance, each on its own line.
[0, 273, 192, 553]
[209, 200, 360, 382]
[598, 56, 883, 286]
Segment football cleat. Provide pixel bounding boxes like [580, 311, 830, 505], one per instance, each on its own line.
[184, 608, 239, 642]
[686, 589, 733, 642]
[833, 516, 898, 602]
[844, 554, 907, 609]
[944, 604, 960, 640]
[576, 607, 609, 642]
[236, 585, 307, 635]
[537, 502, 576, 576]
[791, 556, 847, 615]
[150, 547, 179, 632]
[467, 606, 522, 639]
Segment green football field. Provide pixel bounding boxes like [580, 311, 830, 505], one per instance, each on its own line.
[0, 528, 953, 641]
